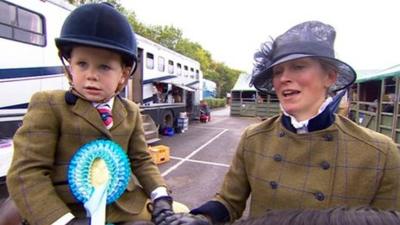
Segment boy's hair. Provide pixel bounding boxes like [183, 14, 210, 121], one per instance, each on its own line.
[232, 206, 400, 225]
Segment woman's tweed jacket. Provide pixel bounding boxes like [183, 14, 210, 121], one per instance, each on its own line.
[215, 114, 400, 222]
[7, 90, 166, 224]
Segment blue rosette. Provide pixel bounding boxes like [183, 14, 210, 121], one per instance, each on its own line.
[68, 139, 131, 204]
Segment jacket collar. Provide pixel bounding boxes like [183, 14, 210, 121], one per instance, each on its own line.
[69, 93, 127, 137]
[281, 91, 346, 133]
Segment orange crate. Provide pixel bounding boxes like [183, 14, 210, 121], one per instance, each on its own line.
[148, 145, 170, 164]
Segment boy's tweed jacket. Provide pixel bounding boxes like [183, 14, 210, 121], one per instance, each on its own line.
[7, 90, 166, 224]
[215, 115, 400, 222]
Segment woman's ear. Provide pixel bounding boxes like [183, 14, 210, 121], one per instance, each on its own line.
[325, 69, 337, 88]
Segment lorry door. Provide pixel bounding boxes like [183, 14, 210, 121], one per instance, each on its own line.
[130, 48, 143, 103]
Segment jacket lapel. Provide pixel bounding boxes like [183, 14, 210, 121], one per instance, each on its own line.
[111, 97, 127, 130]
[71, 98, 112, 137]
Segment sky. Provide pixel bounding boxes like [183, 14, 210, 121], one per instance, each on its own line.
[120, 0, 400, 73]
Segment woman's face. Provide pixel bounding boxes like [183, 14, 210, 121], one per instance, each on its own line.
[272, 57, 337, 121]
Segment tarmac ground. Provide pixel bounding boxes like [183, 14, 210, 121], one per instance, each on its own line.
[157, 106, 258, 210]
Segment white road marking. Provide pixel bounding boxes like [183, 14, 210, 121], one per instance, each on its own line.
[161, 129, 229, 176]
[170, 156, 230, 168]
[190, 125, 245, 132]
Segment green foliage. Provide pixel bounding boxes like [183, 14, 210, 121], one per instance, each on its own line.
[68, 0, 123, 10]
[204, 98, 226, 109]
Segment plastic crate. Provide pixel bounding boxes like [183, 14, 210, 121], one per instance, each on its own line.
[148, 145, 170, 164]
[177, 118, 189, 131]
[163, 127, 175, 136]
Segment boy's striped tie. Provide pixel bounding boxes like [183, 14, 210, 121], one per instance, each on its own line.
[96, 104, 113, 129]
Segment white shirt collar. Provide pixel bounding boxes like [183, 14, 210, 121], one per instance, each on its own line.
[93, 97, 115, 109]
[281, 97, 333, 133]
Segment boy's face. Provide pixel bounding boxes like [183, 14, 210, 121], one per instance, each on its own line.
[69, 46, 131, 103]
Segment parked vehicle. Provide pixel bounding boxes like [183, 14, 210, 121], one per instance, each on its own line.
[349, 65, 400, 148]
[202, 78, 216, 99]
[0, 0, 204, 137]
[0, 0, 204, 178]
[230, 73, 279, 118]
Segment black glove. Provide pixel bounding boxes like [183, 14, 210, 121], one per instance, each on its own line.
[163, 213, 212, 225]
[151, 196, 174, 225]
[66, 218, 90, 225]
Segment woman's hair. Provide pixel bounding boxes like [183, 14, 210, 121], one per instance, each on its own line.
[318, 58, 339, 74]
[232, 206, 400, 225]
[317, 58, 340, 96]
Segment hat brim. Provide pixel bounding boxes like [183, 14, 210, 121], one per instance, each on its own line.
[251, 54, 356, 95]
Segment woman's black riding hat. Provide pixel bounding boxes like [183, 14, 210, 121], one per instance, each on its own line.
[250, 21, 356, 95]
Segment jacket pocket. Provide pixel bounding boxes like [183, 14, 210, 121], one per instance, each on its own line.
[115, 184, 148, 214]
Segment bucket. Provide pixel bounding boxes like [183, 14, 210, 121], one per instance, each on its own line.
[179, 112, 187, 118]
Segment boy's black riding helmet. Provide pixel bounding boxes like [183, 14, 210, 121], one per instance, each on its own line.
[55, 2, 137, 73]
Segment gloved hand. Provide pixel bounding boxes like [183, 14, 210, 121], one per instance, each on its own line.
[151, 196, 174, 225]
[163, 213, 212, 225]
[66, 218, 90, 225]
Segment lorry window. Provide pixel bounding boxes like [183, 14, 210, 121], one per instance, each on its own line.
[158, 56, 165, 72]
[168, 60, 174, 74]
[146, 52, 154, 69]
[177, 63, 182, 75]
[184, 65, 188, 77]
[190, 68, 194, 78]
[0, 1, 45, 46]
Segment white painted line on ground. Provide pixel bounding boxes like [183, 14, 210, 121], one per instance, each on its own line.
[161, 129, 229, 177]
[170, 156, 230, 168]
[190, 125, 245, 132]
[189, 125, 229, 130]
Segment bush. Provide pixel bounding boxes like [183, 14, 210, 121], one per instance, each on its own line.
[204, 98, 226, 109]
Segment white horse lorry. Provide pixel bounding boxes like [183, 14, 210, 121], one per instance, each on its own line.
[0, 0, 204, 182]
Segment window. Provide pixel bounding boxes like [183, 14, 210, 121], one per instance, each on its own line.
[190, 68, 194, 78]
[177, 63, 182, 75]
[184, 65, 188, 77]
[0, 1, 46, 46]
[146, 52, 154, 69]
[196, 69, 200, 80]
[158, 56, 165, 72]
[168, 60, 174, 74]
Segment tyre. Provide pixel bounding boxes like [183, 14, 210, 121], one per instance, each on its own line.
[160, 110, 174, 132]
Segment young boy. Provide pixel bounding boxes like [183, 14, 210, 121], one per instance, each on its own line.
[6, 3, 173, 225]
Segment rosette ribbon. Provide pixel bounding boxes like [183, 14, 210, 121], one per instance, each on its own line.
[68, 139, 131, 224]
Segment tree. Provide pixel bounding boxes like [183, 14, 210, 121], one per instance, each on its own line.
[68, 0, 123, 11]
[210, 62, 240, 98]
[175, 38, 212, 72]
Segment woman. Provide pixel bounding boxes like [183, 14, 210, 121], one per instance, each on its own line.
[156, 21, 400, 225]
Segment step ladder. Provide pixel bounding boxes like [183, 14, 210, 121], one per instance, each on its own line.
[141, 114, 160, 144]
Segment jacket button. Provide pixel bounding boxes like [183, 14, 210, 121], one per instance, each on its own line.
[320, 161, 330, 170]
[323, 134, 333, 141]
[270, 181, 278, 189]
[273, 154, 283, 162]
[279, 131, 285, 137]
[314, 192, 325, 201]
